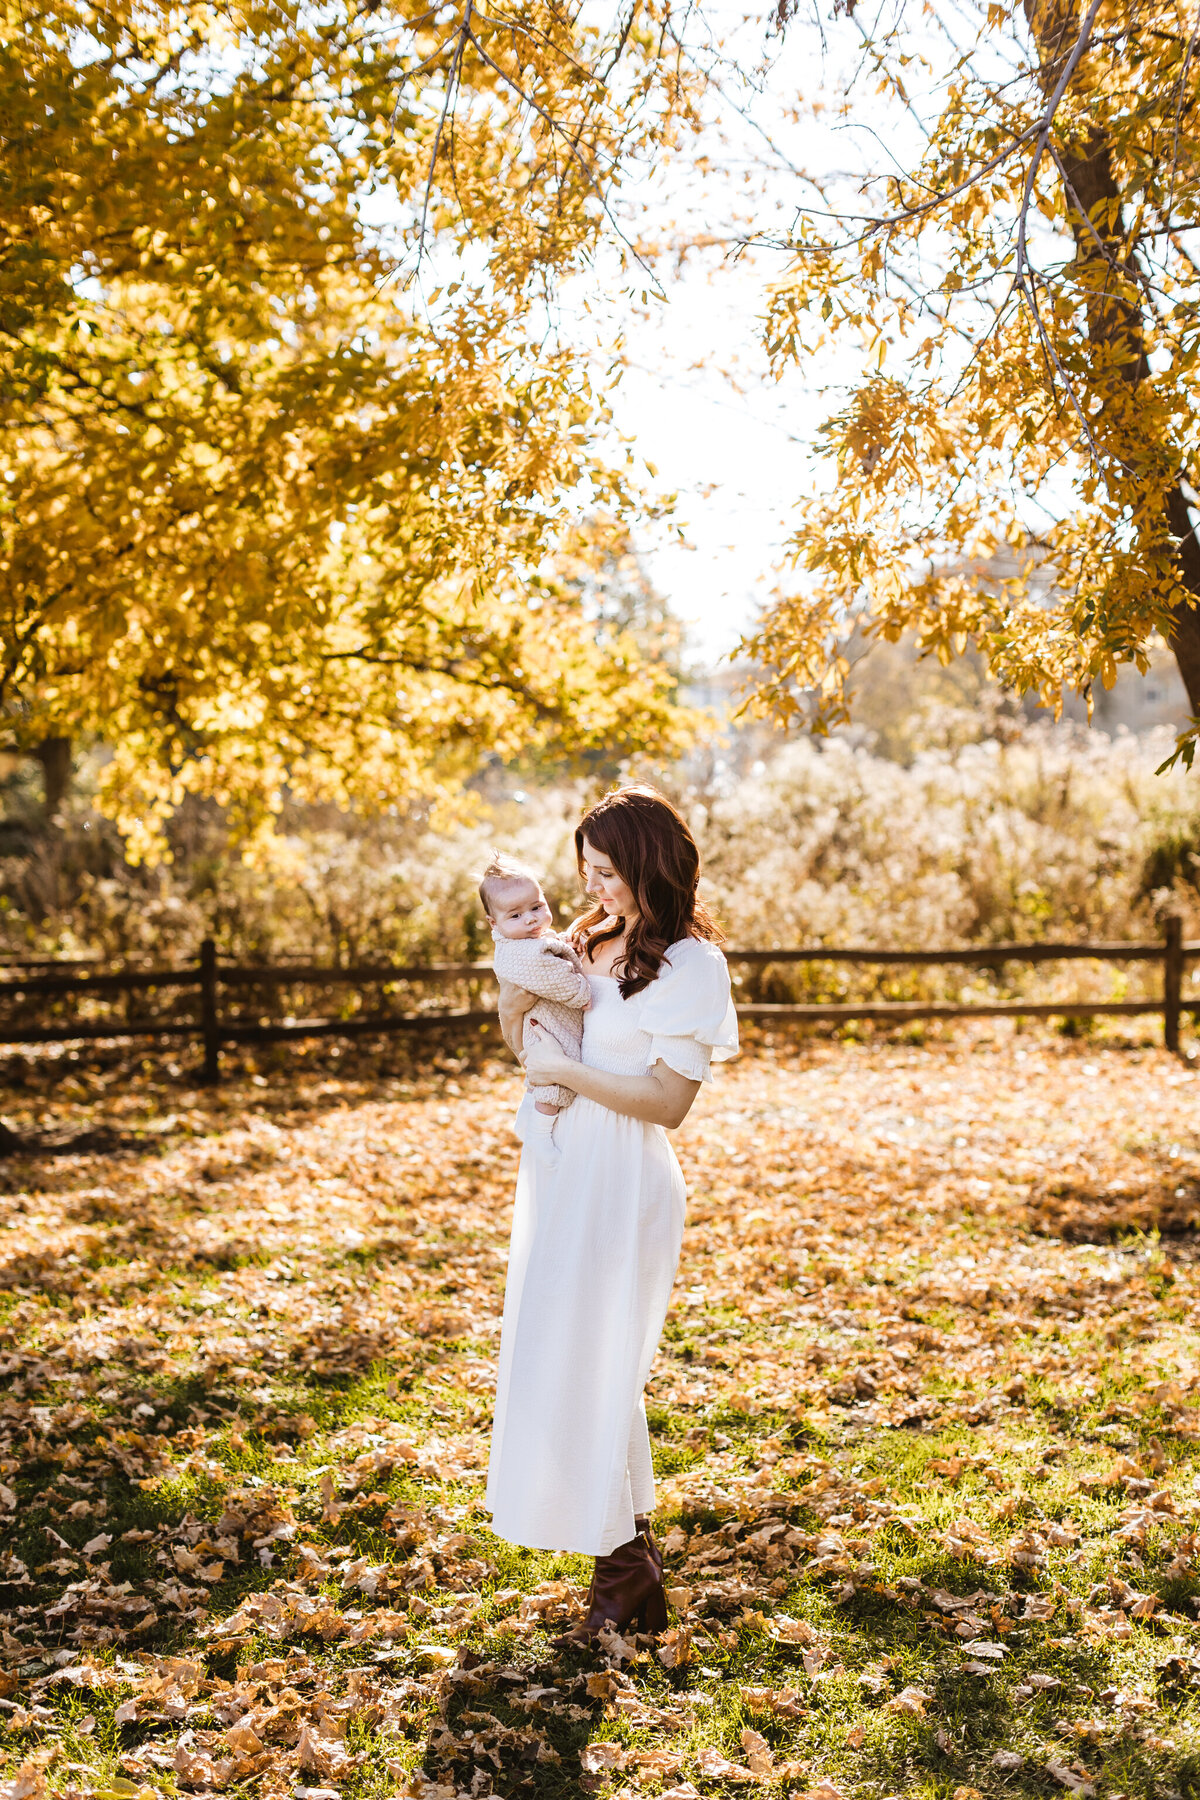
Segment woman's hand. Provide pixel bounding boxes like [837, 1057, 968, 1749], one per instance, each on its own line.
[522, 1021, 575, 1088]
[497, 978, 539, 1058]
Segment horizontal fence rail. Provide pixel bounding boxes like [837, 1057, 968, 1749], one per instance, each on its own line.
[729, 941, 1169, 966]
[738, 999, 1164, 1023]
[0, 924, 1194, 1082]
[0, 954, 102, 970]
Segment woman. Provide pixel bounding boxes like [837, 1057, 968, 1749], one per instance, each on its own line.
[486, 784, 738, 1642]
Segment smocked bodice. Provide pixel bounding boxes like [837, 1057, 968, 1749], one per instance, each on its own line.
[577, 939, 740, 1085]
[581, 976, 655, 1076]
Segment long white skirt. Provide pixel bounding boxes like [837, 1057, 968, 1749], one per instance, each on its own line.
[486, 1091, 686, 1556]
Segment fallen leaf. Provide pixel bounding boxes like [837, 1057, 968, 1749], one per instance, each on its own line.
[740, 1728, 774, 1776]
[633, 1749, 684, 1779]
[695, 1746, 756, 1782]
[317, 1470, 343, 1524]
[657, 1626, 692, 1669]
[1045, 1760, 1095, 1796]
[960, 1640, 1006, 1661]
[740, 1686, 805, 1719]
[225, 1718, 264, 1755]
[580, 1744, 627, 1774]
[0, 1759, 51, 1800]
[770, 1614, 820, 1645]
[884, 1686, 932, 1716]
[296, 1723, 351, 1780]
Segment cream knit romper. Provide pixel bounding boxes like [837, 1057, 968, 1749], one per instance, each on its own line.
[492, 931, 592, 1107]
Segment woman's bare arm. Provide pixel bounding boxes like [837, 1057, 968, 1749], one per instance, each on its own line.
[522, 1022, 701, 1129]
[497, 977, 539, 1059]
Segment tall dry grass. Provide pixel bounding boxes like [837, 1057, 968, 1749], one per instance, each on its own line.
[698, 727, 1198, 945]
[2, 722, 1197, 1010]
[691, 725, 1199, 1009]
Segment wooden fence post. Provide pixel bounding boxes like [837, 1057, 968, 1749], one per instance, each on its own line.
[1164, 913, 1184, 1055]
[200, 938, 220, 1084]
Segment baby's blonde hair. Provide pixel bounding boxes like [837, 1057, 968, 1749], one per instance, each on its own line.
[478, 851, 541, 916]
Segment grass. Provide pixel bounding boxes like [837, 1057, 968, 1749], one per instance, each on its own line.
[0, 1024, 1198, 1800]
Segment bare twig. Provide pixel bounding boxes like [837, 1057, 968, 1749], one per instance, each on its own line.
[1024, 265, 1106, 467]
[386, 30, 463, 135]
[599, 0, 640, 81]
[1007, 0, 1113, 461]
[1170, 231, 1200, 280]
[463, 26, 661, 285]
[853, 14, 931, 140]
[470, 6, 605, 86]
[1013, 0, 1107, 311]
[762, 0, 1107, 257]
[1044, 140, 1163, 317]
[407, 1, 473, 265]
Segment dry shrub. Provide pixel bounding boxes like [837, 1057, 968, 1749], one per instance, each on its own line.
[695, 725, 1200, 951]
[0, 788, 592, 965]
[1, 723, 1197, 981]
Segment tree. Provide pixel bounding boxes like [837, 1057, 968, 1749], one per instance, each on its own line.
[730, 0, 1200, 764]
[1, 0, 692, 857]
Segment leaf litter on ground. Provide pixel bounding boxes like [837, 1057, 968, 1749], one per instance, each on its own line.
[0, 1025, 1197, 1798]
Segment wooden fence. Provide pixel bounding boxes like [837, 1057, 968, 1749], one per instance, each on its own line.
[0, 921, 1194, 1082]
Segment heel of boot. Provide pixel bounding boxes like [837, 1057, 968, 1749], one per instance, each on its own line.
[636, 1581, 669, 1634]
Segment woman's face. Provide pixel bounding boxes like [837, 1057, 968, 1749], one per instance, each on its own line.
[581, 836, 638, 921]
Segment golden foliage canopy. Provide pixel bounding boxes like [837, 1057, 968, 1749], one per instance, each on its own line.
[1, 0, 691, 852]
[737, 0, 1200, 760]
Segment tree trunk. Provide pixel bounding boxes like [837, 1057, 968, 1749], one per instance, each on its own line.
[1024, 0, 1200, 718]
[34, 736, 72, 819]
[1165, 488, 1200, 714]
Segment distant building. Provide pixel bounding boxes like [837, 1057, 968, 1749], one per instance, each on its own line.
[948, 552, 1193, 737]
[680, 664, 754, 715]
[1053, 644, 1192, 735]
[686, 637, 1191, 761]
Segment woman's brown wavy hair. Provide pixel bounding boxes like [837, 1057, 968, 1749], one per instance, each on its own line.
[571, 785, 723, 997]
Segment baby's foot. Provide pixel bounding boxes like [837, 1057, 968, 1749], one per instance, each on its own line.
[528, 1107, 561, 1169]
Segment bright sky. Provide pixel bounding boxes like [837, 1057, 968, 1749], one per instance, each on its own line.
[610, 270, 813, 665]
[568, 0, 1035, 666]
[573, 5, 899, 667]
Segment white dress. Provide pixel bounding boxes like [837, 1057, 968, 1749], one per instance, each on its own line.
[486, 936, 739, 1556]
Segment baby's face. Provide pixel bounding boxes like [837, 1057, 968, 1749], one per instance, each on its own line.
[489, 879, 553, 940]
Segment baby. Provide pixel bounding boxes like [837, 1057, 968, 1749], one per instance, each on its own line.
[479, 852, 591, 1166]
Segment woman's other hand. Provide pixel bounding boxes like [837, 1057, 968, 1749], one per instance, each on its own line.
[497, 979, 539, 1057]
[522, 1021, 574, 1088]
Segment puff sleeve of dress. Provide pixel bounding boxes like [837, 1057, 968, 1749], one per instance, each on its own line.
[638, 937, 740, 1083]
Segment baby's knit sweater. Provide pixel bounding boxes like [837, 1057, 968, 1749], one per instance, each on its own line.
[492, 930, 591, 1109]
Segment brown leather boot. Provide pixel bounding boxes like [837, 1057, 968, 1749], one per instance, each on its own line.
[635, 1515, 663, 1580]
[552, 1530, 668, 1647]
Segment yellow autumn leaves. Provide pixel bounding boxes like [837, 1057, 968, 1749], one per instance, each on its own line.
[744, 0, 1200, 743]
[1, 0, 692, 852]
